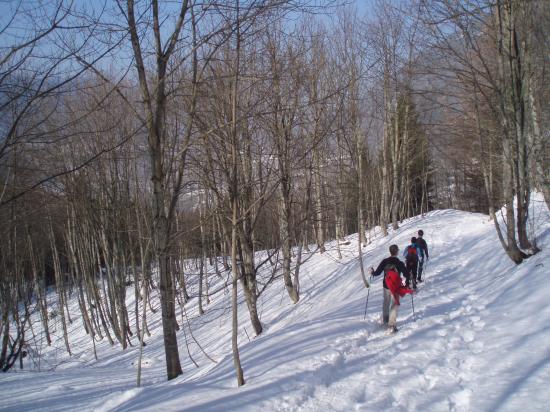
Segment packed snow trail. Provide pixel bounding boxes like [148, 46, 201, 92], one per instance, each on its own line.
[1, 199, 549, 412]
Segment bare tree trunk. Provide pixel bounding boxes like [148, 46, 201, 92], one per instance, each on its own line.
[198, 192, 208, 314]
[0, 303, 10, 367]
[380, 72, 391, 236]
[218, 212, 230, 270]
[66, 208, 95, 338]
[126, 0, 192, 380]
[502, 142, 524, 263]
[27, 229, 51, 346]
[355, 115, 367, 247]
[230, 5, 244, 383]
[495, 0, 528, 262]
[137, 272, 148, 387]
[279, 189, 299, 303]
[231, 198, 244, 386]
[198, 257, 205, 316]
[48, 219, 71, 356]
[351, 76, 369, 286]
[313, 148, 326, 252]
[238, 237, 263, 335]
[390, 95, 400, 230]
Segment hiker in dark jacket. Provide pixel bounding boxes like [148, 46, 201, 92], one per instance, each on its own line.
[403, 237, 421, 289]
[369, 245, 412, 333]
[416, 230, 429, 282]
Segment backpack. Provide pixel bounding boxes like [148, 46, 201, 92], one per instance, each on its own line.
[406, 245, 418, 264]
[384, 266, 400, 292]
[384, 263, 413, 304]
[384, 264, 400, 291]
[384, 264, 402, 304]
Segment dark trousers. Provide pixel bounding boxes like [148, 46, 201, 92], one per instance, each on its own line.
[406, 260, 417, 287]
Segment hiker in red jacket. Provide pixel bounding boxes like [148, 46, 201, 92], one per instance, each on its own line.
[369, 245, 414, 333]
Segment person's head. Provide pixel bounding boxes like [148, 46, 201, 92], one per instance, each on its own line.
[389, 244, 399, 256]
[411, 236, 417, 244]
[418, 229, 424, 237]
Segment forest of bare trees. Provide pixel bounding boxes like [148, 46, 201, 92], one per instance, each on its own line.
[0, 0, 548, 385]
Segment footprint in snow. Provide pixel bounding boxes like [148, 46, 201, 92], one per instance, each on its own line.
[470, 316, 485, 331]
[471, 342, 484, 354]
[461, 329, 475, 343]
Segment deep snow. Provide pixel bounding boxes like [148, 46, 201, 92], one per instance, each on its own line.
[1, 195, 549, 412]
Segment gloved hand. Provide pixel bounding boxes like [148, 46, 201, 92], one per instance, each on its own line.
[369, 267, 374, 275]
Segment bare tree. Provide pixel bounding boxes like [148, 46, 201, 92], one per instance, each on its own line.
[123, 0, 197, 380]
[420, 0, 546, 262]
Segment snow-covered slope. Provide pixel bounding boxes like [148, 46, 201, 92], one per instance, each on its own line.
[2, 195, 549, 412]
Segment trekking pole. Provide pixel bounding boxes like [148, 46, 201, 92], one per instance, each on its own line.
[363, 276, 372, 320]
[363, 287, 371, 320]
[423, 258, 429, 282]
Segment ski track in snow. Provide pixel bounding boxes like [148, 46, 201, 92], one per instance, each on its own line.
[1, 197, 549, 412]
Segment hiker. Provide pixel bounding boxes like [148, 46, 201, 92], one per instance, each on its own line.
[369, 245, 414, 333]
[403, 237, 421, 289]
[416, 230, 429, 282]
